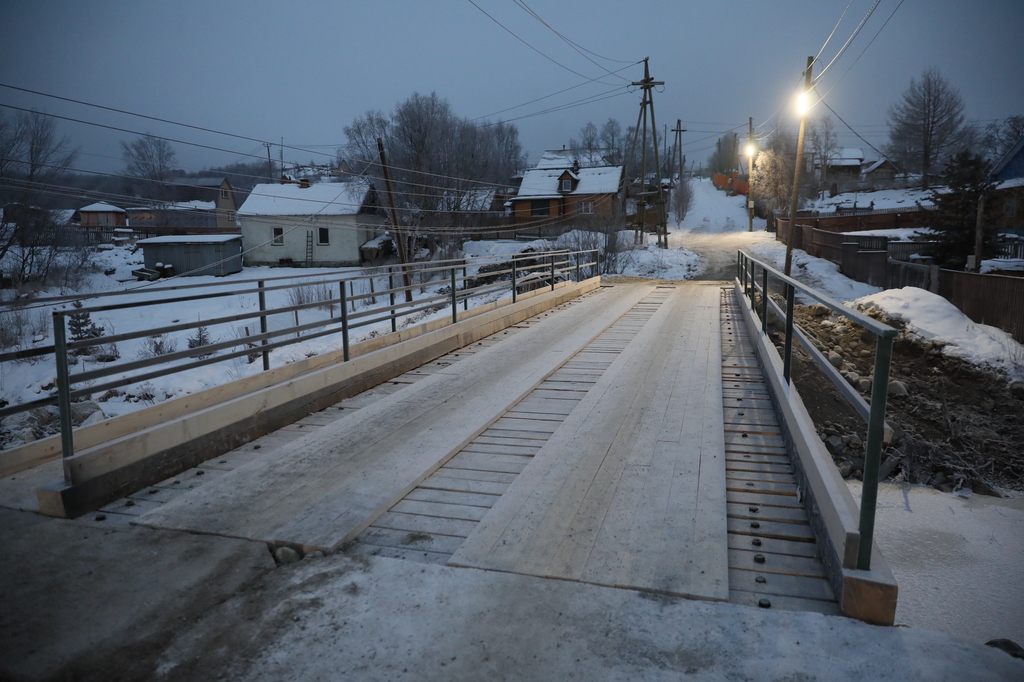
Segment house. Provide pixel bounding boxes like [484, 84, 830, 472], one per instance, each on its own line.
[125, 200, 240, 238]
[509, 164, 624, 222]
[861, 158, 899, 184]
[135, 235, 243, 277]
[990, 135, 1024, 235]
[237, 180, 384, 266]
[76, 202, 127, 243]
[163, 178, 239, 231]
[820, 148, 865, 182]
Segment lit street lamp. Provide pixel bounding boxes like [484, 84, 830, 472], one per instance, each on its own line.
[784, 57, 814, 276]
[744, 128, 755, 232]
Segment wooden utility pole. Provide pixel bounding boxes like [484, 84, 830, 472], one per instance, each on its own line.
[670, 120, 687, 228]
[264, 143, 274, 182]
[377, 137, 413, 302]
[623, 59, 667, 248]
[784, 56, 813, 276]
[747, 116, 755, 232]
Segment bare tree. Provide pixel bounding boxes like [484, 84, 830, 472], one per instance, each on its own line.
[885, 68, 966, 189]
[809, 114, 840, 192]
[981, 115, 1024, 161]
[750, 127, 797, 215]
[578, 121, 599, 160]
[122, 134, 177, 200]
[0, 110, 79, 276]
[599, 118, 623, 164]
[671, 177, 694, 226]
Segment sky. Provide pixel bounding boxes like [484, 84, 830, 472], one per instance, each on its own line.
[1, 0, 1022, 182]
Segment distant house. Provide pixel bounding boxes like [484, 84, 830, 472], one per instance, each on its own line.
[126, 200, 240, 238]
[237, 180, 384, 266]
[861, 158, 899, 184]
[818, 148, 865, 183]
[990, 135, 1024, 235]
[509, 164, 624, 222]
[76, 202, 127, 243]
[136, 235, 243, 277]
[163, 178, 239, 232]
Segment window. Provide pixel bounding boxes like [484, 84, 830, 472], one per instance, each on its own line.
[318, 227, 330, 245]
[531, 200, 550, 217]
[561, 178, 573, 192]
[220, 189, 229, 199]
[272, 227, 284, 245]
[577, 201, 594, 215]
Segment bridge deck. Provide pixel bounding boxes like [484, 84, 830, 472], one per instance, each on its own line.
[133, 281, 836, 612]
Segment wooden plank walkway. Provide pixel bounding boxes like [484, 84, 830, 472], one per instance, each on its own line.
[449, 283, 729, 601]
[136, 283, 655, 550]
[348, 288, 677, 564]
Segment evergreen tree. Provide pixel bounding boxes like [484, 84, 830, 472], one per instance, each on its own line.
[67, 300, 103, 354]
[927, 151, 996, 269]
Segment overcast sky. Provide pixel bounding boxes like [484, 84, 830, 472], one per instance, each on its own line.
[2, 0, 1022, 178]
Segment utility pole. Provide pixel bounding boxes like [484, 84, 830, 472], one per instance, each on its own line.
[747, 117, 754, 232]
[377, 137, 413, 302]
[623, 58, 667, 248]
[973, 194, 986, 272]
[671, 120, 687, 182]
[264, 143, 274, 183]
[784, 56, 813, 276]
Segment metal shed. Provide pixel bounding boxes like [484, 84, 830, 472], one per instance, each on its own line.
[136, 235, 243, 277]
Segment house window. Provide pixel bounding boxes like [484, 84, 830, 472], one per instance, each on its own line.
[531, 200, 550, 217]
[318, 227, 330, 245]
[561, 179, 572, 192]
[577, 201, 594, 215]
[220, 189, 229, 199]
[272, 227, 284, 245]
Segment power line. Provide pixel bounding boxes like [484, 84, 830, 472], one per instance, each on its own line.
[813, 0, 883, 83]
[465, 0, 622, 86]
[812, 0, 856, 64]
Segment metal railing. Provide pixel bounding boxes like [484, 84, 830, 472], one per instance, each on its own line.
[0, 248, 599, 473]
[736, 250, 899, 571]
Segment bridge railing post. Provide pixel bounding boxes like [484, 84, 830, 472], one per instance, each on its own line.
[53, 311, 74, 484]
[258, 280, 270, 371]
[858, 334, 893, 570]
[463, 266, 468, 311]
[340, 282, 350, 362]
[783, 283, 795, 383]
[760, 266, 769, 331]
[450, 267, 458, 324]
[389, 268, 397, 333]
[550, 254, 556, 291]
[511, 259, 518, 304]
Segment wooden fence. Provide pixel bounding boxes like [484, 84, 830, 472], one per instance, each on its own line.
[939, 271, 1024, 343]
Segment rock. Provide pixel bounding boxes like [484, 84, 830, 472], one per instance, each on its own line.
[81, 410, 106, 427]
[970, 478, 1002, 498]
[887, 380, 908, 397]
[828, 351, 843, 368]
[825, 435, 843, 454]
[859, 349, 872, 358]
[849, 435, 863, 450]
[70, 401, 102, 424]
[860, 330, 876, 344]
[30, 406, 59, 426]
[305, 550, 325, 560]
[843, 371, 860, 387]
[979, 399, 996, 412]
[274, 546, 301, 565]
[837, 460, 853, 477]
[19, 428, 37, 443]
[877, 454, 900, 480]
[1009, 381, 1024, 400]
[810, 304, 830, 317]
[857, 378, 872, 393]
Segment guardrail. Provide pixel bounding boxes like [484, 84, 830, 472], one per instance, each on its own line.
[0, 248, 599, 476]
[736, 250, 899, 571]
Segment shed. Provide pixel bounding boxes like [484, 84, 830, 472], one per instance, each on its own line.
[136, 235, 243, 277]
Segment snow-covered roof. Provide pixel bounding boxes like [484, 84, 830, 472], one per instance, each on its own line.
[861, 159, 893, 174]
[137, 235, 242, 245]
[238, 180, 372, 217]
[79, 202, 125, 213]
[830, 148, 864, 167]
[534, 148, 613, 170]
[515, 166, 622, 200]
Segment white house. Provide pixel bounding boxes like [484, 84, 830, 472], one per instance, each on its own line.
[237, 180, 385, 267]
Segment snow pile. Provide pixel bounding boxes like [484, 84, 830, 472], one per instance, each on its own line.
[746, 239, 882, 302]
[854, 287, 1024, 379]
[460, 239, 547, 260]
[807, 186, 936, 212]
[981, 258, 1024, 274]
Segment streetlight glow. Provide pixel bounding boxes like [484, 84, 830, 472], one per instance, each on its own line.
[797, 91, 809, 116]
[745, 143, 755, 157]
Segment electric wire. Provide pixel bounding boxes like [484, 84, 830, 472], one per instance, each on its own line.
[813, 0, 883, 83]
[812, 0, 856, 64]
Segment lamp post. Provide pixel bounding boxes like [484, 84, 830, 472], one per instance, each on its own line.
[784, 57, 813, 277]
[745, 138, 755, 233]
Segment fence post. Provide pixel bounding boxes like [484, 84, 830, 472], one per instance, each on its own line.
[52, 312, 74, 483]
[389, 269, 397, 333]
[450, 267, 458, 324]
[760, 266, 769, 331]
[596, 248, 601, 277]
[857, 334, 893, 571]
[575, 252, 581, 282]
[783, 283, 795, 384]
[550, 254, 556, 291]
[340, 282, 350, 362]
[462, 266, 468, 311]
[258, 280, 270, 371]
[512, 259, 518, 304]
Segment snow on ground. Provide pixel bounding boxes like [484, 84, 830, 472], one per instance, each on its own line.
[840, 227, 935, 241]
[746, 238, 883, 302]
[807, 186, 935, 212]
[982, 258, 1024, 273]
[854, 287, 1024, 380]
[675, 177, 767, 235]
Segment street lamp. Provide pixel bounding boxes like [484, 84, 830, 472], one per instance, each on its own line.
[784, 57, 814, 276]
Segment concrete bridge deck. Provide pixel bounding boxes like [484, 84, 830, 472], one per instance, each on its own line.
[131, 282, 838, 614]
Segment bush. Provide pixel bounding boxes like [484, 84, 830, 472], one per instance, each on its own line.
[137, 334, 177, 358]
